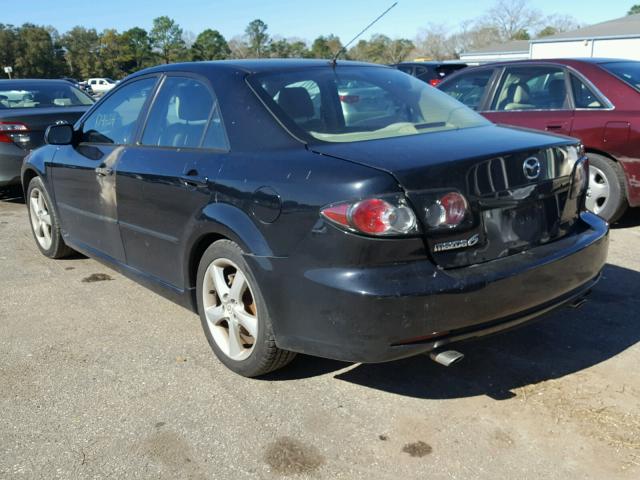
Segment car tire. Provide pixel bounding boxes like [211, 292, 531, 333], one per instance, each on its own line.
[26, 177, 74, 259]
[586, 153, 627, 223]
[196, 239, 296, 377]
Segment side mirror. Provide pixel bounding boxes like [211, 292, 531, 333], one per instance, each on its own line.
[45, 123, 74, 145]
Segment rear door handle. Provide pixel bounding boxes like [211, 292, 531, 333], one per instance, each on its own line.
[546, 124, 563, 131]
[181, 170, 208, 188]
[95, 166, 113, 176]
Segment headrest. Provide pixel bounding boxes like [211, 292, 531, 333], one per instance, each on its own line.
[513, 84, 530, 103]
[277, 87, 314, 119]
[177, 86, 212, 122]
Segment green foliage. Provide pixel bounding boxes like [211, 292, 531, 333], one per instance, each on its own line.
[150, 16, 187, 64]
[191, 29, 231, 61]
[629, 4, 640, 15]
[122, 27, 153, 71]
[347, 35, 415, 63]
[511, 29, 531, 40]
[62, 26, 100, 79]
[15, 24, 65, 77]
[245, 19, 270, 58]
[537, 26, 558, 37]
[310, 35, 342, 59]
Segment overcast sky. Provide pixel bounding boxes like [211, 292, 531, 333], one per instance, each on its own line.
[2, 0, 631, 41]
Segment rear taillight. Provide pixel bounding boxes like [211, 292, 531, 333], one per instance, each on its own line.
[428, 79, 442, 87]
[0, 122, 30, 144]
[339, 94, 360, 104]
[424, 191, 470, 229]
[321, 196, 419, 236]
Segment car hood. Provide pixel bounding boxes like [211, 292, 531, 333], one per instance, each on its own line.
[309, 124, 577, 190]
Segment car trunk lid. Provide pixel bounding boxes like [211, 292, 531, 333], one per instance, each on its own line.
[0, 106, 88, 150]
[311, 124, 583, 268]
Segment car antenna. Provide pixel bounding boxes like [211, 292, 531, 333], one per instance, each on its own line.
[331, 2, 398, 68]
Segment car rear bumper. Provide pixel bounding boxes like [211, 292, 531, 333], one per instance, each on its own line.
[0, 142, 26, 187]
[249, 211, 609, 363]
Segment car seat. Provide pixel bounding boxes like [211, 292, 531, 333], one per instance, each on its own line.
[503, 83, 536, 111]
[160, 86, 212, 148]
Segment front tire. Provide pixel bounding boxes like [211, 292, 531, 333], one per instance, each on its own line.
[196, 240, 296, 377]
[586, 153, 627, 223]
[26, 177, 73, 259]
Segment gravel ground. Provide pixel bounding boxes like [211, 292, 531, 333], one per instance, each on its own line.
[1, 187, 639, 480]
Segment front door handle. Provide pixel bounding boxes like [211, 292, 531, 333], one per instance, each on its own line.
[95, 166, 113, 176]
[546, 124, 563, 131]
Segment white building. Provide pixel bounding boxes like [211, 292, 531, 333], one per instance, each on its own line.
[459, 13, 640, 64]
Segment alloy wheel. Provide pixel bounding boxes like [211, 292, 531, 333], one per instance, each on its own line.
[202, 258, 258, 361]
[586, 165, 611, 216]
[29, 188, 53, 250]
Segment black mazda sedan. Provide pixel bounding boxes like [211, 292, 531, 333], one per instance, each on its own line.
[22, 60, 608, 377]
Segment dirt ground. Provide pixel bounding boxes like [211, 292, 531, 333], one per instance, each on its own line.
[1, 186, 639, 479]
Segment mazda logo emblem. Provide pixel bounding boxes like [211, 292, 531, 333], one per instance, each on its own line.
[523, 157, 541, 180]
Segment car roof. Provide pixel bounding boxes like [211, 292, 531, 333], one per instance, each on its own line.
[0, 79, 76, 87]
[392, 61, 467, 66]
[132, 58, 386, 78]
[466, 58, 638, 68]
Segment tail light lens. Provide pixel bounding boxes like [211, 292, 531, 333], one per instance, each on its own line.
[339, 94, 360, 104]
[321, 196, 419, 236]
[0, 122, 30, 144]
[428, 79, 442, 87]
[424, 191, 469, 229]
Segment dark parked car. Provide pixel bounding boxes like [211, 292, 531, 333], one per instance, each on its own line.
[22, 60, 608, 377]
[0, 79, 94, 187]
[390, 61, 467, 86]
[438, 58, 640, 222]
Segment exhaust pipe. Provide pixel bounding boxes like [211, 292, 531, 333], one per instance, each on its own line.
[429, 349, 464, 367]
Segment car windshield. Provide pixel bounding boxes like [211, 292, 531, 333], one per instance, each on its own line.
[0, 82, 94, 109]
[600, 61, 640, 92]
[249, 66, 489, 143]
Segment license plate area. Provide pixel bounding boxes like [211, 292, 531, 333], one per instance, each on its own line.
[483, 201, 548, 252]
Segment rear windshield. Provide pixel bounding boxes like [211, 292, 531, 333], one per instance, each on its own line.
[435, 64, 467, 77]
[249, 66, 489, 143]
[600, 61, 640, 92]
[0, 82, 94, 109]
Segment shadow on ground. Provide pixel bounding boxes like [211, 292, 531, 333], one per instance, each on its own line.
[272, 263, 640, 400]
[613, 207, 640, 229]
[0, 185, 24, 204]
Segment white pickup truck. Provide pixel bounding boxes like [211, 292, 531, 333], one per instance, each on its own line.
[86, 78, 117, 96]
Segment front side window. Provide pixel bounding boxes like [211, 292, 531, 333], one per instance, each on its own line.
[82, 77, 156, 144]
[492, 66, 569, 111]
[599, 61, 640, 92]
[439, 69, 493, 110]
[249, 66, 489, 143]
[0, 82, 93, 109]
[570, 75, 604, 109]
[141, 76, 227, 150]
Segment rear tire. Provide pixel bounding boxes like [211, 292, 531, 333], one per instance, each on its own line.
[26, 177, 74, 259]
[196, 239, 296, 377]
[586, 153, 627, 223]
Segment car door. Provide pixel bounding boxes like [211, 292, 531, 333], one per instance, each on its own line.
[115, 73, 229, 289]
[438, 67, 498, 111]
[484, 65, 574, 136]
[50, 76, 158, 262]
[567, 71, 611, 141]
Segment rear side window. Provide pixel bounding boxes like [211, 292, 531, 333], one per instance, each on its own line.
[439, 70, 493, 110]
[600, 61, 640, 92]
[82, 77, 156, 144]
[492, 66, 569, 111]
[141, 76, 227, 150]
[414, 66, 432, 80]
[570, 75, 604, 109]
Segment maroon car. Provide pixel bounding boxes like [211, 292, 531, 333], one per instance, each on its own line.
[439, 58, 640, 222]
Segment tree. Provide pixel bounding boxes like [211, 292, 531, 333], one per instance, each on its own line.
[98, 29, 128, 79]
[149, 16, 187, 64]
[0, 25, 18, 76]
[415, 24, 458, 60]
[62, 26, 100, 79]
[14, 24, 61, 78]
[245, 19, 270, 58]
[228, 36, 250, 58]
[536, 14, 580, 37]
[191, 29, 230, 60]
[310, 35, 342, 58]
[121, 27, 153, 71]
[386, 39, 415, 63]
[481, 0, 542, 40]
[629, 4, 640, 15]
